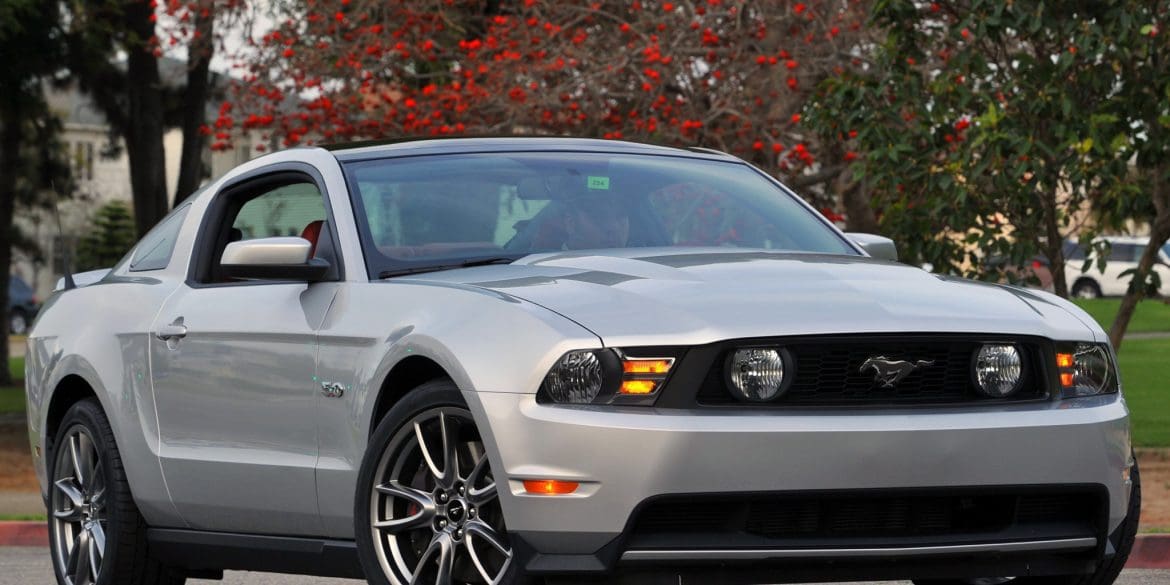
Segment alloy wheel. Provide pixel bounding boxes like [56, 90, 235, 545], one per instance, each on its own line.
[370, 408, 513, 585]
[10, 312, 27, 335]
[50, 426, 108, 585]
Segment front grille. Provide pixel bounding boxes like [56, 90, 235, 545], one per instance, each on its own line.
[694, 336, 1049, 406]
[628, 488, 1104, 548]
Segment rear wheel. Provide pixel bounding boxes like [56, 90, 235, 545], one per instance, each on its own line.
[356, 379, 539, 585]
[48, 399, 185, 585]
[1071, 279, 1103, 299]
[913, 458, 1141, 585]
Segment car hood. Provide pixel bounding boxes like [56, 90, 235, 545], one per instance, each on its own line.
[407, 248, 1099, 347]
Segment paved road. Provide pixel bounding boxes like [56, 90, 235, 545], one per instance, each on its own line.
[2, 548, 1168, 585]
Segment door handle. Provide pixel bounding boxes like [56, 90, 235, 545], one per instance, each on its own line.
[155, 317, 188, 341]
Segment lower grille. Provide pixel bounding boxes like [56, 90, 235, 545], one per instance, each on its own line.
[628, 488, 1104, 549]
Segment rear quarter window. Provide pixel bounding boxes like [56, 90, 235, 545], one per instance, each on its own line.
[130, 204, 192, 272]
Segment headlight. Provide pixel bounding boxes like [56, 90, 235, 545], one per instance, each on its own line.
[973, 344, 1023, 398]
[540, 350, 606, 404]
[1057, 343, 1118, 398]
[538, 349, 675, 405]
[725, 348, 789, 402]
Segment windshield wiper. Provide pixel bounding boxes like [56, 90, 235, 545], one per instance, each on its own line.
[378, 257, 518, 279]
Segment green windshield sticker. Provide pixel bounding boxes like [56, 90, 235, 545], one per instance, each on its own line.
[587, 176, 610, 190]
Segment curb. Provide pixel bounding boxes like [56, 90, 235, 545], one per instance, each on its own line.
[1131, 534, 1170, 569]
[0, 521, 46, 547]
[0, 521, 1165, 568]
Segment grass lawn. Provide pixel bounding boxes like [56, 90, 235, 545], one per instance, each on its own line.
[1073, 298, 1170, 334]
[0, 356, 24, 415]
[1118, 338, 1170, 447]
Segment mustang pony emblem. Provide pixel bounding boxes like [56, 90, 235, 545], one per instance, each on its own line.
[860, 356, 935, 388]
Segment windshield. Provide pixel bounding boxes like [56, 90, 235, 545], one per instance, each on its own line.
[343, 152, 857, 277]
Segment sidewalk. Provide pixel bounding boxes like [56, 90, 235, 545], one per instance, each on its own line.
[0, 493, 40, 517]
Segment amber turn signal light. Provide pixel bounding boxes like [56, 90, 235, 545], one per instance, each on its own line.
[1056, 353, 1074, 369]
[523, 480, 580, 495]
[619, 380, 658, 395]
[622, 358, 674, 375]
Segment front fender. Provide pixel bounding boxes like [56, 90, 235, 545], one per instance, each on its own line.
[312, 280, 601, 538]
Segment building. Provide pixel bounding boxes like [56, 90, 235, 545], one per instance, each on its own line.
[11, 58, 260, 299]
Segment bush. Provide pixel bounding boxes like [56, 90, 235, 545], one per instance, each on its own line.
[76, 200, 136, 271]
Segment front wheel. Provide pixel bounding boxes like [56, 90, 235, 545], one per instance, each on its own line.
[48, 399, 185, 585]
[356, 380, 537, 585]
[9, 308, 29, 335]
[914, 457, 1141, 585]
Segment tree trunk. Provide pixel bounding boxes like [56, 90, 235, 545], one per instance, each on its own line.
[174, 11, 213, 208]
[1109, 172, 1170, 350]
[0, 105, 21, 386]
[124, 0, 168, 237]
[1039, 185, 1069, 297]
[842, 177, 879, 234]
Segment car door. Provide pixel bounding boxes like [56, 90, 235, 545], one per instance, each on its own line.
[1154, 246, 1170, 292]
[149, 171, 339, 536]
[1099, 242, 1134, 296]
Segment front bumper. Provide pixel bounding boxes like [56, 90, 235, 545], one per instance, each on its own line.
[464, 391, 1132, 579]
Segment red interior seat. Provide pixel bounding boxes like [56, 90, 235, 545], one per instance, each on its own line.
[300, 220, 324, 258]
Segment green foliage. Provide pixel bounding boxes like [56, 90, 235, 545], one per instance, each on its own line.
[76, 201, 137, 271]
[806, 1, 1160, 295]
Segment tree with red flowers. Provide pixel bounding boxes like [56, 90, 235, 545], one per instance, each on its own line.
[223, 0, 872, 203]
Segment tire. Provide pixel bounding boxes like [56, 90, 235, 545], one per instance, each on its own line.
[9, 308, 28, 335]
[1072, 279, 1103, 299]
[355, 379, 541, 585]
[47, 399, 185, 585]
[913, 457, 1142, 585]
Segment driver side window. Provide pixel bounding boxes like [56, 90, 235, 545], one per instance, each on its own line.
[231, 182, 325, 242]
[197, 174, 331, 284]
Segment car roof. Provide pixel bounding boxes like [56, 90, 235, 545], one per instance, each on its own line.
[1068, 235, 1155, 245]
[324, 136, 741, 163]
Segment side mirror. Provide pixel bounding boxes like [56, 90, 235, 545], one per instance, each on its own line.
[220, 237, 330, 282]
[846, 232, 898, 262]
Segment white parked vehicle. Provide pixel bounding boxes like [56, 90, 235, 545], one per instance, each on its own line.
[1066, 236, 1170, 298]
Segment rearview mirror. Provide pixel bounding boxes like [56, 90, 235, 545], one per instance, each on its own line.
[846, 233, 898, 262]
[220, 237, 330, 282]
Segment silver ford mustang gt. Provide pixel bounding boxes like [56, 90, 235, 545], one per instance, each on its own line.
[25, 138, 1138, 585]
